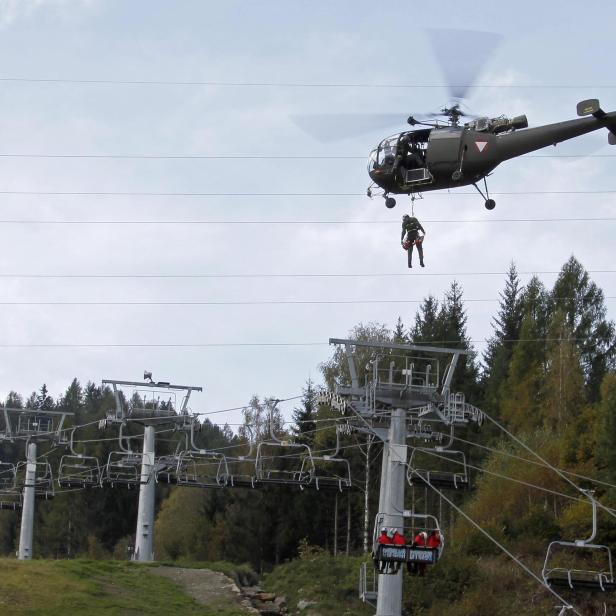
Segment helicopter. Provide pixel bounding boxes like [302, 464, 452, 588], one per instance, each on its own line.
[292, 29, 616, 210]
[367, 98, 616, 210]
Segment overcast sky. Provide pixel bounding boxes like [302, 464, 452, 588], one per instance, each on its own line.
[0, 0, 614, 427]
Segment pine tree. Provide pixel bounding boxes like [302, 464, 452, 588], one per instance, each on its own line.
[595, 373, 616, 485]
[293, 378, 317, 445]
[410, 295, 440, 343]
[550, 256, 616, 400]
[393, 317, 406, 343]
[482, 263, 524, 414]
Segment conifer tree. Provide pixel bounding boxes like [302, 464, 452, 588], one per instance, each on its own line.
[410, 295, 440, 343]
[482, 263, 524, 414]
[595, 373, 616, 485]
[293, 378, 317, 445]
[551, 256, 615, 400]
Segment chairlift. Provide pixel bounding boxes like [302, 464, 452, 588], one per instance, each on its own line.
[0, 462, 16, 491]
[0, 462, 20, 510]
[305, 427, 352, 491]
[407, 426, 469, 490]
[226, 429, 260, 488]
[372, 511, 444, 575]
[543, 492, 615, 592]
[15, 458, 54, 499]
[103, 423, 149, 488]
[174, 449, 229, 488]
[254, 401, 315, 487]
[57, 428, 101, 488]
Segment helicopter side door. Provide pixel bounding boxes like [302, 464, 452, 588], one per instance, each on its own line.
[425, 128, 464, 180]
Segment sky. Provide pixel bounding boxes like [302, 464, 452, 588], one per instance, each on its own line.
[0, 0, 615, 428]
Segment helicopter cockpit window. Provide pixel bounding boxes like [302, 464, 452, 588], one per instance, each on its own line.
[474, 117, 490, 132]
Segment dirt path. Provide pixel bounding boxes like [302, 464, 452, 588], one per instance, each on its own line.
[149, 567, 258, 614]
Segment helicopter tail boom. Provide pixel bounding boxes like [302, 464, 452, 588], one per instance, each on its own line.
[577, 98, 616, 144]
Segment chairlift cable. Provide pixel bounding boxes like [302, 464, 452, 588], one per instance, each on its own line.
[482, 409, 616, 525]
[415, 446, 616, 513]
[405, 461, 583, 616]
[450, 433, 616, 493]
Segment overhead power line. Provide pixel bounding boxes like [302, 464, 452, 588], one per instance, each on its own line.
[0, 153, 613, 160]
[0, 337, 604, 349]
[0, 76, 615, 89]
[0, 297, 614, 306]
[0, 269, 613, 280]
[1, 217, 615, 225]
[0, 189, 615, 197]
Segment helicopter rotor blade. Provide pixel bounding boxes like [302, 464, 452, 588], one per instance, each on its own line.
[426, 28, 503, 102]
[291, 113, 412, 142]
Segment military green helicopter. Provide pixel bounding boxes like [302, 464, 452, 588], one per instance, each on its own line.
[293, 29, 616, 210]
[367, 98, 616, 210]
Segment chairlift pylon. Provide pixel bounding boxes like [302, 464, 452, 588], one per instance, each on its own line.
[543, 491, 616, 592]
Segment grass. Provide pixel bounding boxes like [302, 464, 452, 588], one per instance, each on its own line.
[0, 558, 250, 616]
[263, 553, 374, 616]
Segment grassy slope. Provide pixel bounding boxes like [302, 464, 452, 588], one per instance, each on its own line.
[0, 559, 249, 616]
[263, 554, 373, 616]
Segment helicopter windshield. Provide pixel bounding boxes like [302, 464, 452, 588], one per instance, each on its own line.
[367, 134, 401, 172]
[367, 132, 430, 173]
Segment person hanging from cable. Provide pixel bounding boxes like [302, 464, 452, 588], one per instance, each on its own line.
[401, 213, 426, 268]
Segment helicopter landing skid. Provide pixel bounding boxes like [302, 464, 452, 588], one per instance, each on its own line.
[472, 177, 495, 210]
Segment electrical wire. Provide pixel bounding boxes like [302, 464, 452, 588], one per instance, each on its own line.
[0, 269, 612, 281]
[1, 217, 615, 225]
[450, 433, 616, 493]
[0, 296, 612, 307]
[0, 77, 615, 89]
[406, 463, 583, 616]
[0, 153, 613, 160]
[0, 189, 615, 196]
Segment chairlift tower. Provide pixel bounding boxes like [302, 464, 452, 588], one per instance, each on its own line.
[324, 339, 483, 616]
[0, 407, 72, 560]
[101, 375, 202, 563]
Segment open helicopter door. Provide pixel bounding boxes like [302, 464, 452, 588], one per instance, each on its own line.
[542, 492, 615, 592]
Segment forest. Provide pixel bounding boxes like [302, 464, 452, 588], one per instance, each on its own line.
[1, 255, 615, 614]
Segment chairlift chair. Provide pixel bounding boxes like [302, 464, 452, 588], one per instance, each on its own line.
[309, 455, 352, 491]
[57, 428, 101, 487]
[304, 427, 352, 491]
[58, 455, 101, 488]
[0, 491, 22, 510]
[407, 447, 469, 490]
[372, 511, 444, 575]
[255, 441, 314, 486]
[103, 451, 147, 488]
[15, 459, 54, 500]
[542, 493, 616, 592]
[0, 462, 16, 491]
[174, 450, 229, 488]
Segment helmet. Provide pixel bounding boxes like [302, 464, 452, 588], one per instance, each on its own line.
[402, 214, 410, 221]
[420, 531, 428, 540]
[380, 527, 388, 534]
